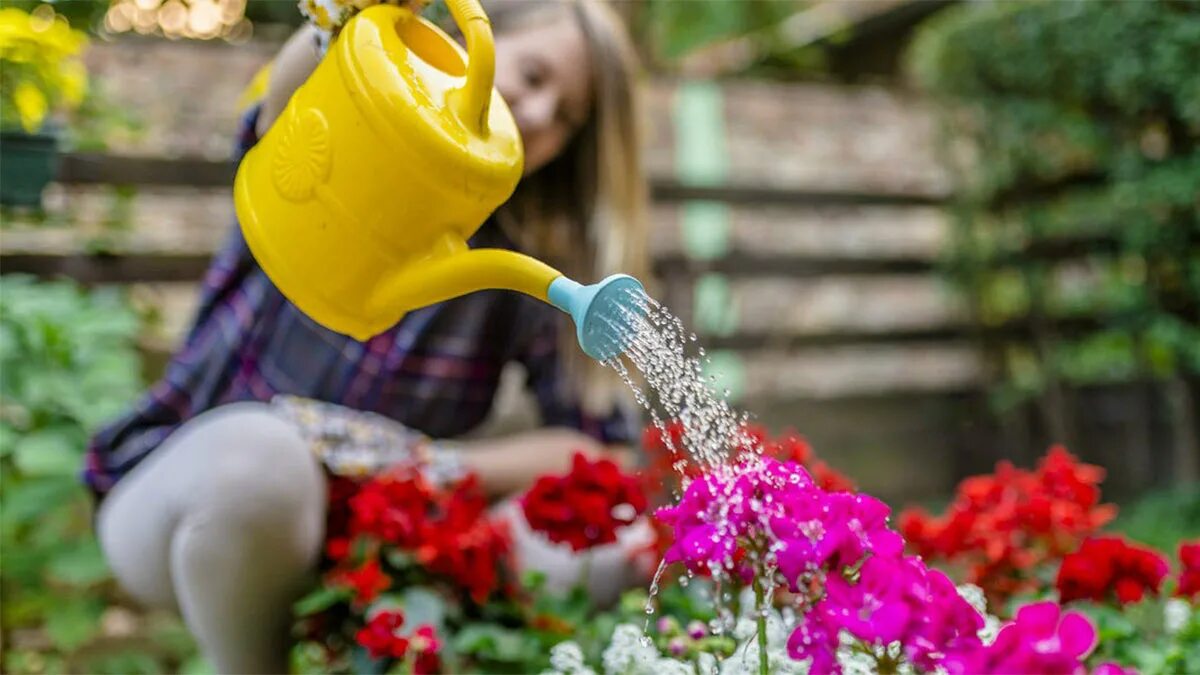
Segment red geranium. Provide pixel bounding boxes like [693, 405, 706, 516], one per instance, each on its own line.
[348, 470, 439, 547]
[331, 558, 392, 605]
[409, 624, 442, 674]
[354, 610, 441, 670]
[900, 446, 1116, 606]
[417, 475, 511, 603]
[1056, 536, 1170, 605]
[325, 467, 512, 604]
[1176, 540, 1200, 600]
[522, 452, 648, 551]
[356, 610, 410, 659]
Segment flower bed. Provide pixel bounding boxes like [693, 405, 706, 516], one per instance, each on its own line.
[292, 426, 1199, 674]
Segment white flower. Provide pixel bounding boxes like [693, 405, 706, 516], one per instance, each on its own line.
[602, 624, 662, 675]
[544, 641, 595, 675]
[1165, 598, 1192, 636]
[955, 584, 988, 615]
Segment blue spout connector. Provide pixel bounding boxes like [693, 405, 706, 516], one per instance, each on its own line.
[548, 274, 647, 361]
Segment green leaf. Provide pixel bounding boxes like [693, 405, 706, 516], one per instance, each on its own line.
[452, 624, 540, 663]
[293, 585, 350, 617]
[0, 422, 20, 458]
[47, 538, 110, 586]
[179, 655, 215, 675]
[399, 586, 447, 633]
[0, 476, 81, 526]
[83, 650, 163, 675]
[44, 596, 103, 651]
[13, 427, 85, 477]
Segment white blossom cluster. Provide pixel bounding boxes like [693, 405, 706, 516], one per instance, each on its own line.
[544, 584, 1005, 675]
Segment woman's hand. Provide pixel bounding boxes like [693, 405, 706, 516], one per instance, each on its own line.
[256, 24, 323, 137]
[256, 0, 433, 137]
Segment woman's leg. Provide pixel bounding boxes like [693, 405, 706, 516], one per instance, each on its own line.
[97, 402, 327, 674]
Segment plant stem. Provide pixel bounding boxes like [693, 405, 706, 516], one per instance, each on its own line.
[753, 577, 769, 675]
[578, 551, 593, 591]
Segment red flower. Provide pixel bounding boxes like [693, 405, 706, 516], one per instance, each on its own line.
[332, 558, 391, 604]
[349, 470, 438, 547]
[1056, 536, 1169, 605]
[355, 610, 409, 660]
[900, 446, 1115, 606]
[418, 476, 511, 603]
[522, 452, 648, 552]
[325, 475, 362, 554]
[1171, 538, 1200, 595]
[1177, 541, 1200, 599]
[326, 537, 351, 563]
[409, 624, 442, 674]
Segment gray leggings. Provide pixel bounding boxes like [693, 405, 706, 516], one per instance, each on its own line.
[98, 402, 654, 673]
[97, 402, 326, 674]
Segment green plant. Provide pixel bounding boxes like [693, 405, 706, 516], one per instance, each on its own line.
[908, 0, 1200, 442]
[1112, 486, 1200, 554]
[0, 276, 195, 673]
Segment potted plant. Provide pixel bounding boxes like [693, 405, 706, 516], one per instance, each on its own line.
[0, 6, 88, 207]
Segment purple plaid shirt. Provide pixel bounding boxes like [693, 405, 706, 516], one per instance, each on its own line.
[84, 106, 633, 496]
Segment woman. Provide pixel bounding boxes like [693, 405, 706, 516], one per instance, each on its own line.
[86, 1, 648, 671]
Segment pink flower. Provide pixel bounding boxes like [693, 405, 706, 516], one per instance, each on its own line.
[786, 607, 839, 675]
[655, 456, 812, 579]
[789, 555, 983, 672]
[943, 601, 1097, 674]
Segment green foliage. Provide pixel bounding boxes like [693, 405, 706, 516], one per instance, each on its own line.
[1080, 599, 1200, 675]
[909, 0, 1200, 407]
[1111, 485, 1200, 554]
[0, 276, 195, 672]
[639, 0, 802, 60]
[291, 567, 725, 674]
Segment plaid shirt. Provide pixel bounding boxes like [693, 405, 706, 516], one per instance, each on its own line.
[84, 106, 633, 496]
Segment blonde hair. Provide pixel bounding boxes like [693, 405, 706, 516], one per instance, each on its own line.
[464, 0, 649, 413]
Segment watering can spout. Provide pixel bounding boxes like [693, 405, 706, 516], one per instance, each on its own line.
[378, 250, 647, 362]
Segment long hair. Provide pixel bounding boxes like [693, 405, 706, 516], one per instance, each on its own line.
[454, 0, 648, 413]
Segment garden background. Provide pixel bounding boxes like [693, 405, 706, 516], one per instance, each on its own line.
[1, 0, 1197, 672]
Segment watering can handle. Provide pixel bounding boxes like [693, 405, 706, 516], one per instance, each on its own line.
[445, 0, 494, 135]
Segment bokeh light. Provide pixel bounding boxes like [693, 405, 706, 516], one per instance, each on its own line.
[104, 0, 250, 41]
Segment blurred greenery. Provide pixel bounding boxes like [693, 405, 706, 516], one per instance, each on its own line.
[909, 0, 1200, 411]
[0, 276, 197, 673]
[1112, 484, 1200, 555]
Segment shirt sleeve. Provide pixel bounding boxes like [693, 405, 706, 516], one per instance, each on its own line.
[514, 304, 637, 446]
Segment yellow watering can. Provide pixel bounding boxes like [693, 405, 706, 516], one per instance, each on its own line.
[234, 0, 644, 360]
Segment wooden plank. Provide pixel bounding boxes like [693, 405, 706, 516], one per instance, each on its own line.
[52, 152, 947, 205]
[59, 153, 236, 187]
[704, 317, 1101, 350]
[654, 253, 934, 277]
[1, 252, 212, 283]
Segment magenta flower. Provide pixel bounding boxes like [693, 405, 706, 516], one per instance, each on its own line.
[655, 456, 814, 578]
[788, 555, 983, 673]
[786, 605, 839, 675]
[943, 601, 1098, 674]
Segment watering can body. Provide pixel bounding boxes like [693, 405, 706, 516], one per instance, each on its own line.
[235, 1, 645, 361]
[235, 2, 563, 340]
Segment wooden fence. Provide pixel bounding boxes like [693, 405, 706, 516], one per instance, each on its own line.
[2, 38, 1192, 500]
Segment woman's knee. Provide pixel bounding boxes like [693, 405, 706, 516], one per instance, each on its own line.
[185, 402, 326, 534]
